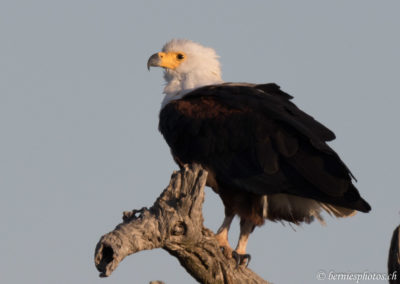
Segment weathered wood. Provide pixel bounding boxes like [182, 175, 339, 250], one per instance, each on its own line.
[94, 164, 270, 284]
[388, 225, 400, 284]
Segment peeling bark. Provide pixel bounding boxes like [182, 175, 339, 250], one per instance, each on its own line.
[388, 225, 400, 284]
[94, 164, 270, 284]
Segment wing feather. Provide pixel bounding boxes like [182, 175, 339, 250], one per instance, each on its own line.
[159, 83, 371, 212]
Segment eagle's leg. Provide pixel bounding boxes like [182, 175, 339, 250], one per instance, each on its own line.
[215, 214, 234, 258]
[233, 219, 255, 267]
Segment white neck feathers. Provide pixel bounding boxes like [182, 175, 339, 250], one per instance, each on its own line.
[161, 69, 223, 108]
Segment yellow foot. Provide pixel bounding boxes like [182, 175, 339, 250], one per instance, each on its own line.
[215, 233, 233, 259]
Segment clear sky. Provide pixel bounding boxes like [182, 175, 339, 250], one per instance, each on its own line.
[1, 1, 399, 283]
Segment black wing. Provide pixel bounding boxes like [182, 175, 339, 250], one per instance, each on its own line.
[159, 83, 371, 212]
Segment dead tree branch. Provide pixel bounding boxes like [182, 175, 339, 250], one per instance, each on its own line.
[388, 225, 400, 284]
[94, 164, 270, 284]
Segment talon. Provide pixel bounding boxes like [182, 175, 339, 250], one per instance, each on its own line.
[232, 251, 251, 268]
[243, 254, 251, 267]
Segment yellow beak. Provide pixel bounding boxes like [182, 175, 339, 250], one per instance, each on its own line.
[147, 51, 186, 70]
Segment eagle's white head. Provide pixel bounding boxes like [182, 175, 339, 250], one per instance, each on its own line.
[147, 39, 223, 108]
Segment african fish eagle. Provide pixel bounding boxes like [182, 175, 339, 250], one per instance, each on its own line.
[147, 39, 371, 266]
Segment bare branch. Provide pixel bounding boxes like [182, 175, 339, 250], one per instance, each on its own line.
[94, 164, 270, 283]
[388, 225, 400, 284]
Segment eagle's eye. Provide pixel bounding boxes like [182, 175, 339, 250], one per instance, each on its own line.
[176, 53, 184, 60]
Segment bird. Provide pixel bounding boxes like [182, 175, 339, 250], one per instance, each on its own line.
[147, 39, 371, 267]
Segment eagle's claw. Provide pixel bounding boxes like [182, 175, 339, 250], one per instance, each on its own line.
[232, 251, 251, 268]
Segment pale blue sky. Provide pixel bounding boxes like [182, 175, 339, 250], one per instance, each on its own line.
[1, 1, 399, 283]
